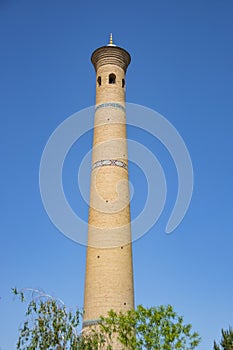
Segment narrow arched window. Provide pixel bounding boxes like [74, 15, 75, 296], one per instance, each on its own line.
[122, 78, 125, 88]
[109, 73, 116, 84]
[97, 76, 101, 86]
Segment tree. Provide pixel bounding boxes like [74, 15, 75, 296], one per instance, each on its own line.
[214, 327, 233, 350]
[12, 288, 104, 350]
[98, 305, 201, 350]
[13, 288, 201, 350]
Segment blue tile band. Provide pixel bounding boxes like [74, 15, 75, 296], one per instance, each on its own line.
[82, 319, 101, 328]
[95, 102, 125, 112]
[92, 159, 128, 171]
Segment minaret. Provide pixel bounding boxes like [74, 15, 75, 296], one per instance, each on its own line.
[83, 35, 134, 334]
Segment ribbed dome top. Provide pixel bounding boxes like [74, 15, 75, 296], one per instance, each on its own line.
[91, 45, 131, 73]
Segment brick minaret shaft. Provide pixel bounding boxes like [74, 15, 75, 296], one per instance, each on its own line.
[83, 36, 134, 331]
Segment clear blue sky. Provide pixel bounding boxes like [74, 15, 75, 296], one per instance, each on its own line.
[1, 1, 233, 349]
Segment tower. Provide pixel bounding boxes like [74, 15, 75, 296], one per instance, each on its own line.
[83, 35, 134, 335]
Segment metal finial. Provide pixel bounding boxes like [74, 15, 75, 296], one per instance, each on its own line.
[107, 33, 116, 47]
[109, 33, 113, 45]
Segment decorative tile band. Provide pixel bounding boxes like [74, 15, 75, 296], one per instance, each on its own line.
[82, 319, 101, 328]
[95, 102, 125, 112]
[92, 159, 128, 171]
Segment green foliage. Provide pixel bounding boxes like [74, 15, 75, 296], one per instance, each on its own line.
[13, 288, 201, 350]
[98, 304, 201, 350]
[214, 327, 233, 350]
[13, 288, 82, 349]
[12, 288, 105, 350]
